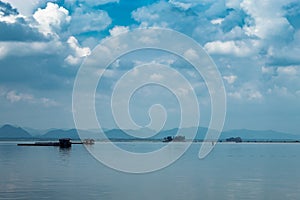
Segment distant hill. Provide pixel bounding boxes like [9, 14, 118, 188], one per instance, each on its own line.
[155, 127, 300, 141]
[104, 129, 135, 139]
[220, 129, 300, 140]
[104, 128, 156, 139]
[1, 124, 299, 141]
[23, 127, 56, 136]
[41, 129, 102, 140]
[0, 124, 33, 139]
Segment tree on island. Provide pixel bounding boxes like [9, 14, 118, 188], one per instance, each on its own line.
[226, 137, 242, 143]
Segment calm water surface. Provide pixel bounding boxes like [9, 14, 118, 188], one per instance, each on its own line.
[1, 142, 300, 200]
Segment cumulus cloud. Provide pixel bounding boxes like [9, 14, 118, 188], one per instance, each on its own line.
[223, 75, 237, 84]
[150, 73, 164, 81]
[33, 2, 71, 37]
[69, 7, 111, 34]
[228, 82, 263, 101]
[109, 26, 129, 36]
[65, 36, 91, 66]
[1, 0, 42, 16]
[0, 20, 45, 41]
[67, 36, 90, 57]
[0, 1, 46, 41]
[0, 40, 64, 59]
[261, 65, 300, 98]
[226, 0, 242, 9]
[267, 85, 290, 97]
[0, 45, 7, 58]
[211, 18, 224, 25]
[131, 0, 199, 32]
[0, 0, 18, 17]
[168, 0, 192, 11]
[277, 66, 298, 76]
[262, 65, 298, 77]
[6, 90, 33, 103]
[204, 40, 257, 57]
[2, 89, 58, 106]
[85, 0, 119, 6]
[65, 0, 119, 7]
[241, 0, 294, 40]
[183, 48, 199, 61]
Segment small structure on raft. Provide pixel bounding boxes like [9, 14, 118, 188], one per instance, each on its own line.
[18, 138, 80, 148]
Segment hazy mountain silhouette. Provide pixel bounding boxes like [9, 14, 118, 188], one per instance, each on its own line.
[41, 129, 80, 139]
[0, 124, 33, 139]
[0, 124, 299, 141]
[41, 129, 103, 140]
[220, 129, 300, 140]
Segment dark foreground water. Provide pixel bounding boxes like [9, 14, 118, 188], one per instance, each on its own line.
[1, 142, 300, 200]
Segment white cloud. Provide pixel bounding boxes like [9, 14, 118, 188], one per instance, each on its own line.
[6, 90, 33, 103]
[211, 18, 224, 25]
[248, 90, 263, 100]
[133, 56, 175, 67]
[33, 2, 71, 37]
[187, 70, 196, 78]
[4, 90, 58, 106]
[223, 75, 237, 84]
[2, 0, 41, 16]
[69, 8, 111, 34]
[229, 90, 263, 101]
[226, 0, 242, 9]
[65, 36, 91, 66]
[132, 6, 160, 22]
[228, 82, 263, 101]
[0, 41, 64, 59]
[176, 87, 190, 97]
[0, 46, 8, 59]
[112, 59, 120, 68]
[96, 69, 115, 77]
[267, 85, 289, 97]
[0, 13, 18, 23]
[64, 55, 79, 66]
[40, 97, 59, 107]
[109, 26, 129, 36]
[204, 40, 257, 57]
[262, 65, 298, 76]
[65, 0, 119, 7]
[183, 48, 199, 61]
[277, 66, 298, 76]
[0, 0, 25, 24]
[67, 36, 90, 57]
[261, 66, 273, 74]
[241, 0, 294, 39]
[85, 0, 119, 5]
[168, 0, 192, 10]
[150, 73, 164, 81]
[228, 91, 242, 99]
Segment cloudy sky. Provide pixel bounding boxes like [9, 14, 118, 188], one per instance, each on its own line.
[0, 0, 299, 134]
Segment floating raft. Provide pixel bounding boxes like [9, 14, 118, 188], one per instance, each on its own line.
[17, 138, 81, 148]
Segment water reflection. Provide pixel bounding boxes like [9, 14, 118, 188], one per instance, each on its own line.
[58, 147, 72, 163]
[1, 143, 300, 200]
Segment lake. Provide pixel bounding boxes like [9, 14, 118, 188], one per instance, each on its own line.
[1, 142, 300, 200]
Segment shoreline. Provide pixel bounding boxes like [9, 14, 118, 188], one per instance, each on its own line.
[1, 139, 300, 144]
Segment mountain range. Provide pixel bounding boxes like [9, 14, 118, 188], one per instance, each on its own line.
[0, 124, 299, 141]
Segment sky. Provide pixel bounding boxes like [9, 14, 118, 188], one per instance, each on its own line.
[0, 0, 299, 134]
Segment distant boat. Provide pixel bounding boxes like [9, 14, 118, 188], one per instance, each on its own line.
[83, 139, 95, 145]
[163, 136, 173, 143]
[163, 135, 186, 142]
[173, 135, 185, 142]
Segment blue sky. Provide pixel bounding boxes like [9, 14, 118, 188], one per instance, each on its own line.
[0, 0, 299, 134]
